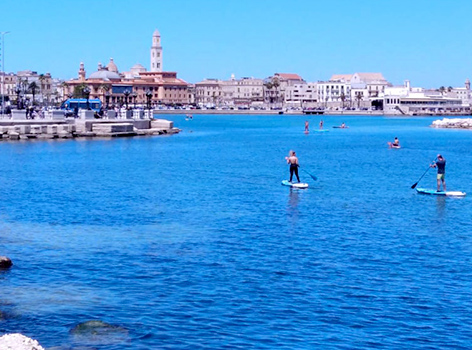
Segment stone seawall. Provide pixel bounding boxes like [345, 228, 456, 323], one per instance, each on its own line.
[0, 118, 179, 141]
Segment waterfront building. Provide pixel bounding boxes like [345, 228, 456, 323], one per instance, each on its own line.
[383, 80, 467, 115]
[284, 82, 317, 108]
[317, 75, 351, 108]
[194, 79, 223, 107]
[63, 30, 190, 108]
[263, 73, 305, 108]
[221, 75, 264, 107]
[317, 73, 389, 109]
[2, 70, 55, 107]
[447, 79, 471, 106]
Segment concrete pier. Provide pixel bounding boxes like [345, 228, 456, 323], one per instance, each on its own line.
[0, 111, 179, 141]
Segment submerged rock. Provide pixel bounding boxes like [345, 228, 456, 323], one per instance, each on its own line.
[70, 320, 128, 345]
[0, 333, 45, 350]
[0, 256, 12, 269]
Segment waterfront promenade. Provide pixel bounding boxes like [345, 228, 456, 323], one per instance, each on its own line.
[153, 109, 470, 117]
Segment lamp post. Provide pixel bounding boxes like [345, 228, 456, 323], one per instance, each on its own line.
[123, 89, 131, 109]
[15, 85, 21, 109]
[83, 86, 91, 110]
[105, 91, 110, 110]
[1, 31, 11, 114]
[145, 89, 152, 111]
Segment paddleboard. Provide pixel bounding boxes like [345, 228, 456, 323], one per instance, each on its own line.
[314, 129, 329, 132]
[281, 180, 309, 189]
[416, 188, 466, 197]
[387, 142, 401, 149]
[333, 126, 349, 129]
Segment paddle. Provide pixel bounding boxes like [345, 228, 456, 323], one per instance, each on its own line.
[411, 159, 436, 189]
[300, 167, 317, 181]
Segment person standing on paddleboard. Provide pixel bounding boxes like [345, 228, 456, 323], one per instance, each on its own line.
[285, 150, 300, 183]
[431, 154, 446, 192]
[305, 121, 309, 132]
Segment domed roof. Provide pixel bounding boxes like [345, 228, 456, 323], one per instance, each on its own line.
[131, 63, 145, 70]
[88, 69, 121, 81]
[153, 29, 160, 36]
[106, 58, 118, 73]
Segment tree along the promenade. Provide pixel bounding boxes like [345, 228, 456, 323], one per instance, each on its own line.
[60, 81, 69, 101]
[340, 92, 346, 109]
[263, 81, 273, 108]
[73, 83, 89, 98]
[38, 74, 46, 100]
[355, 92, 363, 109]
[28, 81, 39, 105]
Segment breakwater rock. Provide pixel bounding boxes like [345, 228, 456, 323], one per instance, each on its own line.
[0, 256, 12, 269]
[431, 118, 472, 129]
[0, 333, 45, 350]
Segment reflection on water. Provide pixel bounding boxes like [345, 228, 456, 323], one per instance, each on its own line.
[287, 188, 300, 223]
[436, 196, 447, 220]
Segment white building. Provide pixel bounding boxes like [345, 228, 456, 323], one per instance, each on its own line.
[317, 73, 389, 109]
[448, 79, 471, 106]
[384, 80, 467, 115]
[285, 82, 317, 108]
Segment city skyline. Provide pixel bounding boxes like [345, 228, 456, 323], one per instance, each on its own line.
[2, 0, 471, 88]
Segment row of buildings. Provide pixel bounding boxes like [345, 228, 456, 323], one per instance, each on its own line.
[1, 30, 471, 115]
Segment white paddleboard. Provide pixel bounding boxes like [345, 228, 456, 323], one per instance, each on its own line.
[281, 180, 309, 189]
[416, 188, 466, 197]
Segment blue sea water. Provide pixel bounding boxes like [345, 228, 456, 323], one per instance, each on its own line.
[1, 114, 472, 349]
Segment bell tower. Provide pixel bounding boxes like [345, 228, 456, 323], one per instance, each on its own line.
[150, 29, 163, 72]
[78, 62, 86, 81]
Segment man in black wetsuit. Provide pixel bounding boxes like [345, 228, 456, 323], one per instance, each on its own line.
[431, 154, 446, 192]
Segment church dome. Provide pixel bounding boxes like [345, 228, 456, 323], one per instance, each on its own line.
[88, 69, 121, 81]
[106, 58, 118, 73]
[153, 29, 160, 36]
[131, 63, 146, 71]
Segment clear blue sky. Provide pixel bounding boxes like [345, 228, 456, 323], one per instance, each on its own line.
[2, 0, 471, 88]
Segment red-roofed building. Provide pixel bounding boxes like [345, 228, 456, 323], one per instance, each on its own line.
[264, 73, 306, 107]
[63, 31, 191, 108]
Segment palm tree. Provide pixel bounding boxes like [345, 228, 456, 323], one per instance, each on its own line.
[263, 81, 273, 108]
[272, 77, 280, 108]
[99, 83, 111, 106]
[340, 92, 346, 109]
[438, 86, 445, 94]
[447, 86, 453, 92]
[28, 81, 39, 105]
[38, 74, 46, 105]
[355, 92, 363, 109]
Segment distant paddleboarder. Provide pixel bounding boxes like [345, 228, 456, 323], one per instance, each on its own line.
[285, 150, 300, 183]
[431, 154, 446, 192]
[304, 120, 309, 133]
[319, 120, 324, 129]
[388, 137, 400, 148]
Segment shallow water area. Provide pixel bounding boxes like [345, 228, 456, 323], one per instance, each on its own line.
[1, 114, 472, 349]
